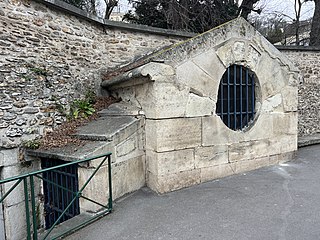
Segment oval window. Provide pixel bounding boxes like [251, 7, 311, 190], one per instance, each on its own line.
[216, 64, 258, 131]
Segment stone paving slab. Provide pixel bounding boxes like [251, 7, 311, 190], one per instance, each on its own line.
[66, 145, 320, 240]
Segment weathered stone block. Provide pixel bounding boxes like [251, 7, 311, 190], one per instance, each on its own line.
[176, 60, 217, 98]
[0, 152, 3, 167]
[116, 134, 136, 157]
[146, 150, 158, 175]
[216, 40, 236, 67]
[200, 163, 235, 183]
[261, 94, 283, 113]
[272, 112, 297, 135]
[78, 165, 109, 212]
[139, 62, 175, 81]
[0, 148, 19, 166]
[257, 56, 289, 98]
[147, 149, 195, 175]
[228, 139, 270, 163]
[247, 45, 261, 70]
[281, 86, 298, 112]
[135, 82, 189, 119]
[146, 118, 202, 152]
[148, 169, 201, 194]
[111, 156, 145, 200]
[195, 145, 228, 168]
[202, 116, 229, 146]
[78, 156, 145, 211]
[202, 116, 245, 146]
[244, 114, 274, 141]
[185, 93, 215, 117]
[233, 41, 247, 61]
[277, 151, 296, 163]
[272, 135, 298, 154]
[3, 202, 27, 240]
[233, 156, 270, 174]
[269, 151, 296, 165]
[191, 49, 225, 85]
[1, 162, 41, 207]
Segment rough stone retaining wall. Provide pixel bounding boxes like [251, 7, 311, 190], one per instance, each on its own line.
[0, 1, 189, 239]
[0, 0, 189, 151]
[278, 46, 320, 137]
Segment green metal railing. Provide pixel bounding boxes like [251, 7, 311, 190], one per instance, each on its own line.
[0, 152, 113, 240]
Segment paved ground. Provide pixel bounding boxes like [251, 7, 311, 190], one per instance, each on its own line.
[66, 145, 320, 240]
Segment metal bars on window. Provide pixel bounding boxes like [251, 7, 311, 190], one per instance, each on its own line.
[42, 159, 80, 230]
[216, 65, 256, 131]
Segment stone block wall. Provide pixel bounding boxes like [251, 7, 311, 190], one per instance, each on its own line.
[107, 18, 299, 194]
[278, 47, 320, 137]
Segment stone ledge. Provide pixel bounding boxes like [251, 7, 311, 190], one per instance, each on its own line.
[75, 116, 141, 141]
[26, 141, 108, 161]
[35, 0, 195, 38]
[99, 102, 143, 117]
[298, 134, 320, 148]
[276, 45, 320, 52]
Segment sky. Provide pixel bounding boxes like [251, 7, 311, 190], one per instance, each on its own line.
[113, 0, 132, 12]
[252, 0, 315, 22]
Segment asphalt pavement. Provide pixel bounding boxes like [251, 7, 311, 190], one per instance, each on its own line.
[66, 144, 320, 240]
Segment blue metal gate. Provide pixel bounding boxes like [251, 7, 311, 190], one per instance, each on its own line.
[42, 159, 80, 229]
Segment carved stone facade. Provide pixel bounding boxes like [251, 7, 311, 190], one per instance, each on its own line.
[103, 18, 299, 193]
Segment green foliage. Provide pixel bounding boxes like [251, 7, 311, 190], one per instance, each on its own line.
[30, 67, 47, 76]
[267, 28, 285, 44]
[23, 139, 41, 149]
[253, 16, 286, 44]
[124, 0, 239, 33]
[63, 0, 84, 8]
[22, 75, 32, 81]
[69, 99, 95, 119]
[124, 1, 168, 29]
[85, 89, 97, 104]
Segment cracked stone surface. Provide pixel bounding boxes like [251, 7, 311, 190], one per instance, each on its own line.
[67, 145, 320, 240]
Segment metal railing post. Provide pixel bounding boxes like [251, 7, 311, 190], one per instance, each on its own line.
[108, 155, 113, 211]
[30, 176, 38, 240]
[23, 178, 32, 240]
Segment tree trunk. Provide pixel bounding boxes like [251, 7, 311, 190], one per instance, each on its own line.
[239, 0, 260, 20]
[310, 0, 320, 46]
[294, 0, 302, 46]
[104, 0, 118, 19]
[168, 0, 189, 30]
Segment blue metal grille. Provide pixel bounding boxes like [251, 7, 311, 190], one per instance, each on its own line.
[216, 64, 256, 131]
[42, 159, 80, 229]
